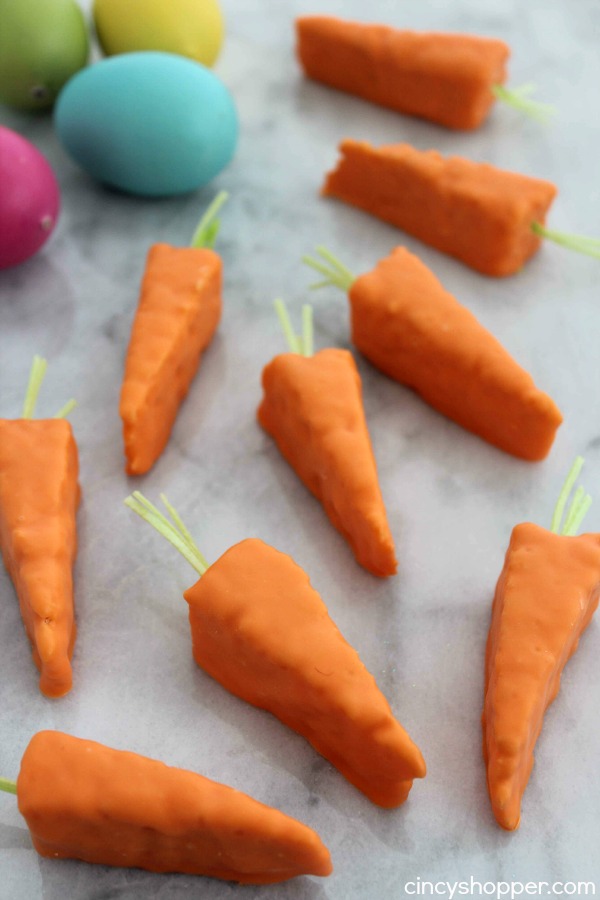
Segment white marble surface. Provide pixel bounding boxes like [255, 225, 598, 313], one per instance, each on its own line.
[1, 0, 600, 897]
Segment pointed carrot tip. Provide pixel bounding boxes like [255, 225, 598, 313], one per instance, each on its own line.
[315, 855, 334, 877]
[494, 808, 521, 831]
[414, 757, 427, 780]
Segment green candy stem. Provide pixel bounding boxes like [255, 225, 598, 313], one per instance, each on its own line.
[274, 298, 301, 354]
[21, 355, 48, 418]
[302, 246, 355, 293]
[274, 299, 313, 357]
[124, 491, 209, 576]
[159, 493, 201, 558]
[54, 399, 78, 419]
[0, 777, 17, 795]
[19, 355, 77, 420]
[550, 456, 592, 536]
[190, 190, 229, 250]
[492, 83, 556, 123]
[531, 222, 600, 260]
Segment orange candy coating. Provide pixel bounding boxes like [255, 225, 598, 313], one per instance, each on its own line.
[0, 418, 80, 697]
[258, 347, 397, 576]
[483, 524, 600, 830]
[17, 731, 332, 883]
[185, 538, 425, 807]
[323, 141, 557, 276]
[119, 243, 222, 475]
[297, 16, 509, 130]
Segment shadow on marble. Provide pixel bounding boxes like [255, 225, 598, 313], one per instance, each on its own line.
[38, 854, 330, 900]
[0, 823, 31, 852]
[0, 256, 76, 357]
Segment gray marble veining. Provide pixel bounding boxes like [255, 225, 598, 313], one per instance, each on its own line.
[1, 0, 600, 897]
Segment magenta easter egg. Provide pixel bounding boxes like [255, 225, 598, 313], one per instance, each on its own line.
[0, 126, 60, 269]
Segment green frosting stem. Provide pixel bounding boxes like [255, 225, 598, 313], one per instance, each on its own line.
[302, 305, 314, 358]
[54, 399, 77, 419]
[21, 355, 48, 419]
[274, 298, 301, 354]
[550, 456, 592, 536]
[273, 299, 313, 357]
[492, 83, 555, 123]
[124, 492, 208, 576]
[159, 492, 208, 569]
[0, 777, 17, 795]
[18, 355, 77, 420]
[190, 190, 229, 249]
[531, 222, 600, 259]
[302, 246, 355, 293]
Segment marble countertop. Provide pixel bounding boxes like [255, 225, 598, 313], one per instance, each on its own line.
[1, 0, 600, 897]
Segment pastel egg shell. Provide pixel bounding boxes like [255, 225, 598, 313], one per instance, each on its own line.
[54, 52, 238, 197]
[0, 126, 60, 269]
[93, 0, 224, 68]
[0, 0, 89, 111]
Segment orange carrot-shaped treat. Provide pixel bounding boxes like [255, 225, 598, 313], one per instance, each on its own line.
[125, 493, 426, 807]
[297, 17, 555, 130]
[322, 142, 600, 276]
[483, 458, 600, 830]
[258, 301, 396, 577]
[0, 357, 79, 698]
[0, 730, 331, 883]
[119, 192, 227, 475]
[303, 246, 562, 461]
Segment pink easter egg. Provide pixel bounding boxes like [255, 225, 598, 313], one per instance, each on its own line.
[0, 126, 60, 269]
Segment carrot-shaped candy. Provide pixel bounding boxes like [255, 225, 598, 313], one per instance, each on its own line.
[119, 191, 227, 475]
[322, 141, 600, 276]
[124, 493, 426, 807]
[258, 300, 396, 577]
[0, 357, 79, 698]
[483, 458, 600, 831]
[303, 245, 562, 461]
[0, 731, 331, 883]
[296, 17, 554, 130]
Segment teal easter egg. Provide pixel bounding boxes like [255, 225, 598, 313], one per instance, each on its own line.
[54, 52, 238, 197]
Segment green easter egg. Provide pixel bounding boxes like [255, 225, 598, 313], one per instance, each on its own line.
[0, 0, 89, 110]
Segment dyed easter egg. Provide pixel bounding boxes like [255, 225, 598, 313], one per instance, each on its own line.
[0, 0, 88, 110]
[93, 0, 224, 67]
[54, 52, 238, 197]
[0, 127, 60, 269]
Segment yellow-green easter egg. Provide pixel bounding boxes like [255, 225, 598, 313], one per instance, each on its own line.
[93, 0, 224, 68]
[0, 0, 89, 110]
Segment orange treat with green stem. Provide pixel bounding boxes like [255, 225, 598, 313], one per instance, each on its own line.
[119, 192, 227, 475]
[11, 730, 331, 883]
[185, 538, 423, 806]
[257, 302, 396, 577]
[322, 141, 557, 276]
[303, 246, 562, 461]
[0, 357, 79, 698]
[125, 494, 426, 807]
[296, 16, 510, 131]
[483, 458, 600, 830]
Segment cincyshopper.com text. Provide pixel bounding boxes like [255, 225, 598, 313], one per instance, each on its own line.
[403, 878, 596, 898]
